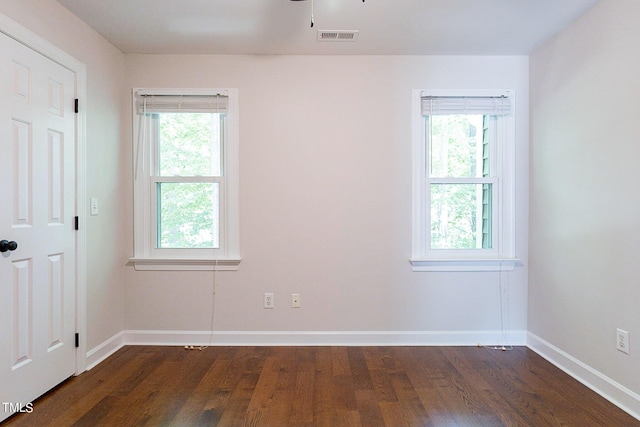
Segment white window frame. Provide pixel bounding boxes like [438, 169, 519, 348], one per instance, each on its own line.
[411, 89, 517, 272]
[130, 88, 240, 271]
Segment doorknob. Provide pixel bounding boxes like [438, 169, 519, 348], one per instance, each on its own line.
[0, 240, 18, 253]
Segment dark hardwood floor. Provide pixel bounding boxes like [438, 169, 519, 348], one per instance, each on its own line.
[3, 345, 638, 426]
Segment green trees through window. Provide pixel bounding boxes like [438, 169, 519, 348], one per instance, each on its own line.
[156, 113, 222, 249]
[429, 114, 492, 250]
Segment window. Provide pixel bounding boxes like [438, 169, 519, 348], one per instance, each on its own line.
[411, 90, 516, 271]
[131, 89, 240, 270]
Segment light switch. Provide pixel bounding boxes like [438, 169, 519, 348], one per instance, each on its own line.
[90, 198, 99, 215]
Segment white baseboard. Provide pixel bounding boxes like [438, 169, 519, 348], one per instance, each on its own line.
[86, 329, 524, 371]
[527, 332, 640, 421]
[118, 329, 526, 347]
[85, 331, 125, 371]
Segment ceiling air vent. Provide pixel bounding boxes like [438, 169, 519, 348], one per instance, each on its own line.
[317, 30, 359, 42]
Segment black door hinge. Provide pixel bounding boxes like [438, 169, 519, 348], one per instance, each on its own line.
[75, 333, 79, 348]
[74, 99, 79, 114]
[75, 216, 79, 230]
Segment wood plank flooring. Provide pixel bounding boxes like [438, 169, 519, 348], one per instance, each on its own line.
[3, 345, 638, 426]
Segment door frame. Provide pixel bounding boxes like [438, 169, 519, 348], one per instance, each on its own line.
[0, 13, 87, 374]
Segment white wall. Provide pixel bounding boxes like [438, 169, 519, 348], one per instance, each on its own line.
[529, 0, 640, 409]
[0, 0, 531, 351]
[0, 0, 126, 350]
[123, 55, 529, 343]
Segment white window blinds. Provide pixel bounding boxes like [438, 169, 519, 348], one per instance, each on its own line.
[421, 95, 511, 116]
[135, 92, 229, 114]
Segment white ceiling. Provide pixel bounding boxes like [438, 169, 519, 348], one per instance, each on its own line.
[56, 0, 600, 55]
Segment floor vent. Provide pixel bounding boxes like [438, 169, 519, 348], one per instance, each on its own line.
[317, 30, 359, 42]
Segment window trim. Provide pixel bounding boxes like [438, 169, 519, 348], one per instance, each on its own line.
[130, 88, 240, 271]
[410, 89, 518, 272]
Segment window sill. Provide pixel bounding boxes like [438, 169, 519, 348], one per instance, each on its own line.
[129, 257, 241, 271]
[410, 258, 520, 272]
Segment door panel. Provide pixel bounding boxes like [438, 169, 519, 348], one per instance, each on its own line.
[0, 32, 77, 422]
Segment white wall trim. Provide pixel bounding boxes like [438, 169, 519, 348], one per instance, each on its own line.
[0, 12, 88, 375]
[131, 88, 240, 270]
[86, 330, 526, 368]
[527, 332, 640, 421]
[118, 329, 526, 347]
[410, 88, 518, 270]
[410, 258, 520, 272]
[0, 14, 81, 70]
[85, 331, 126, 371]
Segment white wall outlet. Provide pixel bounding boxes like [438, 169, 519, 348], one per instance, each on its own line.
[616, 328, 630, 354]
[264, 293, 274, 309]
[291, 293, 301, 308]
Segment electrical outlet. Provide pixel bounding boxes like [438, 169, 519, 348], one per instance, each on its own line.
[617, 328, 630, 354]
[264, 293, 274, 309]
[291, 293, 301, 308]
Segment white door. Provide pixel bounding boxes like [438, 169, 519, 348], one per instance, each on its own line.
[0, 32, 77, 422]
